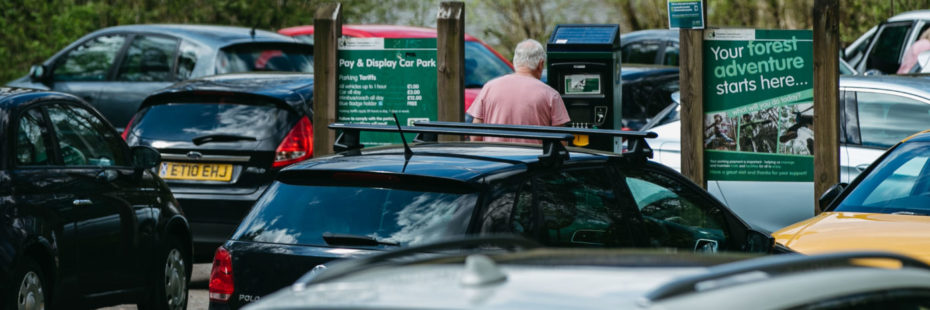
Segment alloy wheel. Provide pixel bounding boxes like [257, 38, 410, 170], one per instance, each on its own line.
[17, 270, 44, 310]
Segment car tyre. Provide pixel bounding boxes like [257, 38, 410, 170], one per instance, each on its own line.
[139, 236, 189, 310]
[5, 257, 47, 310]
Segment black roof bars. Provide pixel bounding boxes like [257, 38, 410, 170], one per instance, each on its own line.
[329, 123, 574, 165]
[413, 121, 657, 160]
[645, 251, 930, 302]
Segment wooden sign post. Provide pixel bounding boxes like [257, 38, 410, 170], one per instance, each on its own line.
[312, 3, 342, 157]
[812, 0, 840, 213]
[437, 1, 465, 141]
[678, 0, 707, 189]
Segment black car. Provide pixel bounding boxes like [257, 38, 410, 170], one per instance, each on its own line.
[7, 24, 313, 131]
[0, 88, 192, 309]
[208, 122, 773, 309]
[125, 73, 313, 262]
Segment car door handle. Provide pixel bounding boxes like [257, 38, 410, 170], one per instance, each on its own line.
[856, 164, 870, 172]
[73, 199, 93, 206]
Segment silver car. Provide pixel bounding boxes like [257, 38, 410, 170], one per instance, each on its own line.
[649, 75, 930, 233]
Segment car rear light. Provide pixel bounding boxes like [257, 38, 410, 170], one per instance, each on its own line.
[273, 116, 313, 168]
[209, 247, 234, 303]
[121, 115, 137, 141]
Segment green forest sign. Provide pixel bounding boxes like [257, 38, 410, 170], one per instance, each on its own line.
[703, 29, 813, 182]
[337, 37, 438, 146]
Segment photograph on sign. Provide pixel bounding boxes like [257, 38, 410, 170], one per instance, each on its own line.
[564, 74, 601, 95]
[703, 29, 814, 182]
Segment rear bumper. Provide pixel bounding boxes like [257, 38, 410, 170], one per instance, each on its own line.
[174, 186, 269, 262]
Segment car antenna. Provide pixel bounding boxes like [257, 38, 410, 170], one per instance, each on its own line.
[392, 113, 414, 169]
[250, 27, 256, 39]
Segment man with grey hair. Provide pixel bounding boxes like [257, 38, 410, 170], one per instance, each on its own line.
[466, 39, 570, 143]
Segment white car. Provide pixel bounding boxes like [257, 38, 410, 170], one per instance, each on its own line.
[244, 237, 930, 310]
[649, 75, 930, 233]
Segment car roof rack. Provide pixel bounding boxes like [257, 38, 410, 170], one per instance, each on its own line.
[645, 251, 930, 302]
[329, 123, 575, 165]
[413, 121, 657, 160]
[296, 235, 541, 286]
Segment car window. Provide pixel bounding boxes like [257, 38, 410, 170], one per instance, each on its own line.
[513, 168, 633, 247]
[622, 42, 660, 64]
[54, 35, 127, 81]
[865, 23, 910, 74]
[15, 108, 52, 166]
[624, 170, 727, 252]
[131, 102, 296, 141]
[216, 43, 313, 74]
[837, 142, 930, 214]
[47, 104, 127, 166]
[663, 43, 679, 66]
[117, 35, 179, 82]
[464, 41, 513, 87]
[235, 182, 477, 247]
[176, 40, 198, 80]
[856, 91, 930, 148]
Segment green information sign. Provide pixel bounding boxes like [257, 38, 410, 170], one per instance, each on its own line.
[337, 37, 438, 146]
[667, 0, 704, 29]
[703, 29, 813, 181]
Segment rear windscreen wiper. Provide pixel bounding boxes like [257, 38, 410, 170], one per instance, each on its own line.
[322, 232, 400, 247]
[192, 134, 257, 145]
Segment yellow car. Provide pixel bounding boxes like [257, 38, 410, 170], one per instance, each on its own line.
[773, 131, 930, 263]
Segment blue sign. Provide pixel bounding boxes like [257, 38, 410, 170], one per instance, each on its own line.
[668, 0, 704, 29]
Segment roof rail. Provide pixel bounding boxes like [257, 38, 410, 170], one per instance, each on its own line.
[645, 251, 930, 302]
[413, 121, 657, 160]
[329, 123, 574, 164]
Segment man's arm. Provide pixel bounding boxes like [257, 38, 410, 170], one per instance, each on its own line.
[470, 117, 484, 141]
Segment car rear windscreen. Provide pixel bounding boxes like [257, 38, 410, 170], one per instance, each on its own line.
[133, 102, 296, 141]
[234, 182, 477, 247]
[465, 41, 513, 87]
[217, 43, 313, 74]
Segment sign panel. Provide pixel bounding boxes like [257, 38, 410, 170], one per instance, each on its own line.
[667, 0, 704, 29]
[703, 29, 813, 181]
[337, 38, 438, 146]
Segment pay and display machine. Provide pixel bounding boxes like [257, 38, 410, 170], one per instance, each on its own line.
[547, 24, 622, 152]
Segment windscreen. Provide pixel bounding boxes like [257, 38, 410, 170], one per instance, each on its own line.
[132, 102, 295, 141]
[465, 41, 513, 87]
[235, 182, 478, 247]
[837, 142, 930, 215]
[216, 43, 313, 74]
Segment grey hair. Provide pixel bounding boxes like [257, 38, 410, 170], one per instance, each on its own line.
[512, 39, 545, 70]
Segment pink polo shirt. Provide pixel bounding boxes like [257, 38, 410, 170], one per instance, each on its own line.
[466, 74, 570, 144]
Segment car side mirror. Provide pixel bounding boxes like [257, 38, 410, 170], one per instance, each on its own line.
[746, 230, 774, 253]
[818, 183, 847, 212]
[916, 51, 930, 73]
[28, 65, 48, 84]
[131, 146, 161, 169]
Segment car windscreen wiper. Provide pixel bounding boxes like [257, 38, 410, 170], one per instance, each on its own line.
[322, 232, 400, 247]
[192, 134, 257, 145]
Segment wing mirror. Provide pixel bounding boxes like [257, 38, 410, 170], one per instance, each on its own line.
[818, 183, 847, 212]
[131, 146, 161, 170]
[746, 230, 774, 253]
[916, 51, 930, 73]
[28, 65, 48, 84]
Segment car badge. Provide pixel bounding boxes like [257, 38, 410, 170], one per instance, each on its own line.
[186, 151, 203, 159]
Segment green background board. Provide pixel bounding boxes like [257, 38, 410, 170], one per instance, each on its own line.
[337, 38, 438, 146]
[703, 29, 814, 181]
[667, 0, 704, 29]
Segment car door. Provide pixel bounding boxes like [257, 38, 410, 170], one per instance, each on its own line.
[859, 21, 914, 74]
[844, 88, 930, 182]
[99, 34, 181, 130]
[49, 34, 128, 109]
[44, 102, 146, 294]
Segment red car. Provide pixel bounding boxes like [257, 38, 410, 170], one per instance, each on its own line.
[279, 24, 514, 114]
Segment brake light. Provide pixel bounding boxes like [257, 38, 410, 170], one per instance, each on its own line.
[273, 116, 313, 168]
[208, 247, 234, 303]
[121, 115, 137, 141]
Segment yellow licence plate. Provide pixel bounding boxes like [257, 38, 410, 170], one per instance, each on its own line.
[159, 162, 233, 181]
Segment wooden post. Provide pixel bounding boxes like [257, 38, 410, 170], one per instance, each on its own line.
[678, 0, 707, 189]
[436, 1, 465, 141]
[312, 3, 341, 157]
[813, 0, 840, 214]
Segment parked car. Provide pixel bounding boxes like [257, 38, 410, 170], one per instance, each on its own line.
[773, 130, 930, 264]
[246, 237, 930, 310]
[648, 75, 930, 233]
[7, 24, 314, 131]
[207, 121, 774, 309]
[620, 29, 681, 66]
[278, 24, 513, 115]
[0, 88, 192, 309]
[844, 10, 930, 74]
[124, 73, 313, 262]
[620, 65, 680, 129]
